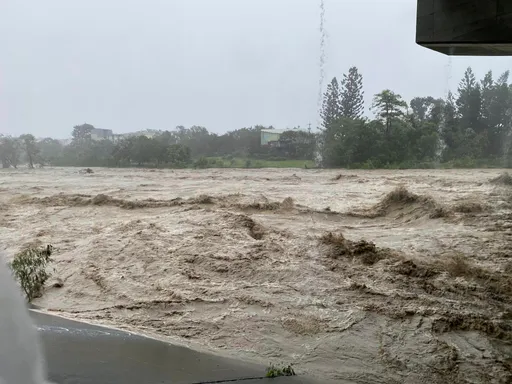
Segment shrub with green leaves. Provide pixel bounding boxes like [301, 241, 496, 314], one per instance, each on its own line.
[265, 364, 296, 378]
[8, 245, 54, 302]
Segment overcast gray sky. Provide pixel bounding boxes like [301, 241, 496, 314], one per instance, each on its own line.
[1, 0, 511, 139]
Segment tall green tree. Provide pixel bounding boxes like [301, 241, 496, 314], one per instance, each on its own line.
[371, 90, 408, 135]
[19, 134, 40, 169]
[483, 70, 512, 158]
[0, 136, 21, 168]
[450, 67, 488, 159]
[71, 123, 94, 145]
[409, 97, 444, 127]
[340, 66, 364, 119]
[441, 92, 461, 160]
[320, 77, 342, 130]
[456, 67, 483, 134]
[410, 97, 435, 123]
[320, 78, 342, 164]
[69, 123, 95, 165]
[480, 70, 494, 128]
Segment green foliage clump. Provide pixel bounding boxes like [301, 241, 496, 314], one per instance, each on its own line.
[194, 157, 208, 169]
[8, 245, 54, 302]
[265, 364, 296, 378]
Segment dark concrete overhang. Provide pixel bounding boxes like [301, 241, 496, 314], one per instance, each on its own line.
[416, 0, 512, 56]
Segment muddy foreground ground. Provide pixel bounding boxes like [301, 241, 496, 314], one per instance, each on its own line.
[0, 167, 511, 383]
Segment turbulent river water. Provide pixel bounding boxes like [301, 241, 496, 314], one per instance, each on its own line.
[0, 167, 511, 383]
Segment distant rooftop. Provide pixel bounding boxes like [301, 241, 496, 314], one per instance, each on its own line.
[260, 128, 308, 134]
[260, 129, 288, 134]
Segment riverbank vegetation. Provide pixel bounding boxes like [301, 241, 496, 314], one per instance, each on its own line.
[2, 66, 512, 170]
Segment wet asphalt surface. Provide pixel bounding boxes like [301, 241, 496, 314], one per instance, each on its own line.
[31, 311, 327, 384]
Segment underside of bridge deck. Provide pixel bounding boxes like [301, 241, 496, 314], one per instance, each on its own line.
[416, 0, 512, 55]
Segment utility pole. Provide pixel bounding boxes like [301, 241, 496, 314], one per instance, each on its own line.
[307, 123, 312, 133]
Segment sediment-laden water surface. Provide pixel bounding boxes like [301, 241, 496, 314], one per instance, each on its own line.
[1, 167, 511, 383]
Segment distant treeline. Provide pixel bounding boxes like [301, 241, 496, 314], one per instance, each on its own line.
[2, 65, 512, 169]
[0, 124, 316, 169]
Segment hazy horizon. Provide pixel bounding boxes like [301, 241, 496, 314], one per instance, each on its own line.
[1, 0, 512, 139]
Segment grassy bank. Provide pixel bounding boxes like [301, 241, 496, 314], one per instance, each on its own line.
[43, 156, 512, 170]
[200, 157, 316, 169]
[344, 157, 512, 170]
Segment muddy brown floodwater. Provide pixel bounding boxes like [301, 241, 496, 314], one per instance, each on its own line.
[1, 167, 511, 383]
